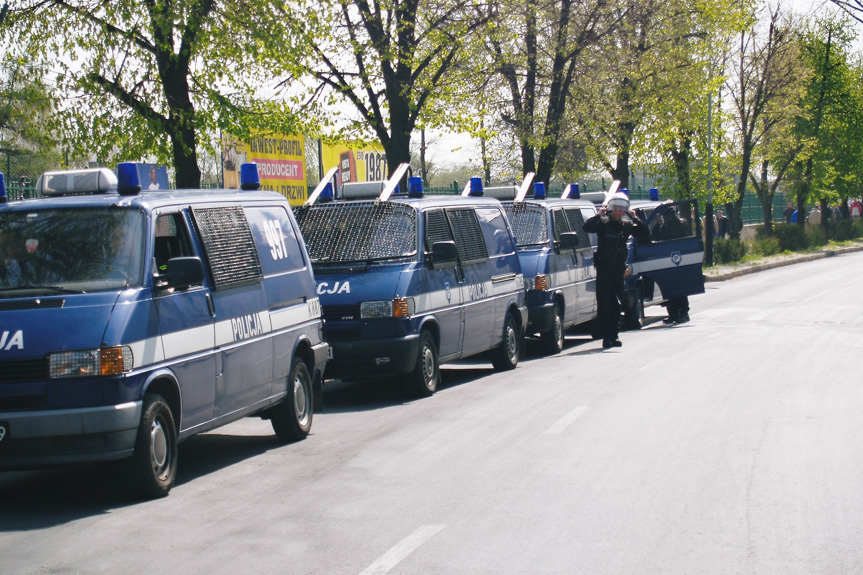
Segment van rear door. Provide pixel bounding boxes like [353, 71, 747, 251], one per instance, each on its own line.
[633, 199, 705, 299]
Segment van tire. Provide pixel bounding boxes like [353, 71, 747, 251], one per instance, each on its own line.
[624, 287, 644, 330]
[129, 393, 177, 499]
[271, 359, 313, 442]
[491, 312, 520, 371]
[408, 330, 439, 397]
[540, 303, 565, 355]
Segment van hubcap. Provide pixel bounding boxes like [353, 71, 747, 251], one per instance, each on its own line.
[150, 420, 168, 470]
[422, 346, 435, 386]
[294, 377, 309, 423]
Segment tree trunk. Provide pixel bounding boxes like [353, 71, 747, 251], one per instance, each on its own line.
[420, 128, 429, 188]
[755, 160, 773, 236]
[610, 149, 630, 191]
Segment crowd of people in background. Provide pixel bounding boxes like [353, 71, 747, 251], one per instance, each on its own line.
[780, 200, 863, 226]
[703, 199, 863, 239]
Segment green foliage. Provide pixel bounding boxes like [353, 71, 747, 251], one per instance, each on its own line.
[10, 0, 312, 186]
[714, 238, 747, 263]
[806, 225, 828, 247]
[771, 223, 808, 251]
[831, 219, 863, 241]
[751, 236, 782, 256]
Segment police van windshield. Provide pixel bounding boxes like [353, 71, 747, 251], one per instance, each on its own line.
[502, 203, 549, 248]
[296, 201, 417, 264]
[0, 207, 147, 295]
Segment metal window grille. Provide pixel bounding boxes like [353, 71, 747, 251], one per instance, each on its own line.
[295, 201, 417, 264]
[446, 208, 488, 263]
[191, 206, 262, 289]
[502, 203, 548, 247]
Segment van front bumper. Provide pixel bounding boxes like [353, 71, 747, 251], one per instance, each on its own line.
[526, 301, 556, 334]
[525, 290, 554, 334]
[324, 334, 421, 379]
[0, 401, 142, 468]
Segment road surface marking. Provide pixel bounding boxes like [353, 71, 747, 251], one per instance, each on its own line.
[359, 524, 446, 575]
[543, 406, 589, 434]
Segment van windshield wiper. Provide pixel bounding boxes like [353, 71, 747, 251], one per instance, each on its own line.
[0, 284, 86, 295]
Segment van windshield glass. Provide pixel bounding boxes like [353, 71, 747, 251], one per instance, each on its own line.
[0, 207, 147, 295]
[296, 202, 417, 264]
[502, 203, 548, 247]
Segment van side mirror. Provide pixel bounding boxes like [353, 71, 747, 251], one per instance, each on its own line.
[163, 257, 205, 289]
[430, 241, 458, 269]
[558, 232, 579, 252]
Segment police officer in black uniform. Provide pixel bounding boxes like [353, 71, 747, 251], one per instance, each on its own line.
[583, 191, 649, 349]
[653, 205, 691, 324]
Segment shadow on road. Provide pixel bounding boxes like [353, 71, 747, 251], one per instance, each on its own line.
[0, 431, 292, 528]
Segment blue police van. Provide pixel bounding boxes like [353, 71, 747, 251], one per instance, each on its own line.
[294, 167, 527, 397]
[485, 178, 599, 354]
[0, 164, 327, 498]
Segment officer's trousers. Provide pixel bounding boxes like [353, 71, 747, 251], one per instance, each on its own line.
[596, 263, 625, 342]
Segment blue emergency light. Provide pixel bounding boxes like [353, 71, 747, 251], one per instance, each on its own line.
[650, 187, 660, 201]
[240, 163, 261, 190]
[570, 183, 580, 199]
[621, 188, 629, 196]
[469, 177, 483, 197]
[0, 172, 6, 204]
[319, 181, 334, 203]
[408, 176, 424, 198]
[116, 162, 142, 195]
[533, 181, 546, 199]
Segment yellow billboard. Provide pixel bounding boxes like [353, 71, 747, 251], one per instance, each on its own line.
[321, 142, 388, 187]
[222, 133, 307, 205]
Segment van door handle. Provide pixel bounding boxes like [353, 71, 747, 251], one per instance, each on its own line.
[205, 293, 216, 317]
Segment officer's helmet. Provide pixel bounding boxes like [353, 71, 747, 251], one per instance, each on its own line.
[605, 191, 630, 212]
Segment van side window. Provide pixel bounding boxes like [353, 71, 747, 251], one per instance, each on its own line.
[563, 208, 592, 250]
[154, 213, 194, 274]
[191, 206, 263, 289]
[245, 206, 306, 274]
[424, 209, 453, 252]
[552, 209, 570, 242]
[475, 207, 516, 255]
[446, 208, 489, 263]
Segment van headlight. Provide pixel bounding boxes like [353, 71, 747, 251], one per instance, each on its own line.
[360, 297, 416, 319]
[48, 346, 134, 378]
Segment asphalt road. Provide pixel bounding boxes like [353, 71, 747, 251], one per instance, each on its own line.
[2, 251, 863, 575]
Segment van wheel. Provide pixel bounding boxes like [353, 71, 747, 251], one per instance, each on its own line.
[129, 394, 177, 499]
[408, 330, 439, 397]
[624, 288, 644, 330]
[540, 303, 564, 355]
[491, 312, 520, 371]
[272, 359, 313, 442]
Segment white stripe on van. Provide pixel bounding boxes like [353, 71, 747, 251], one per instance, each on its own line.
[128, 336, 165, 368]
[162, 324, 216, 359]
[631, 252, 703, 274]
[215, 311, 273, 347]
[270, 301, 320, 331]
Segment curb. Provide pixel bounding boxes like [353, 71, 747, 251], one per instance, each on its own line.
[704, 243, 863, 282]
